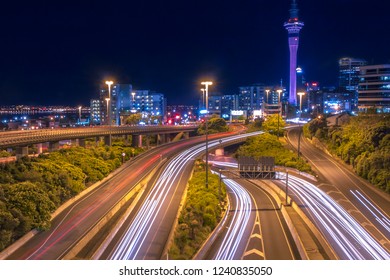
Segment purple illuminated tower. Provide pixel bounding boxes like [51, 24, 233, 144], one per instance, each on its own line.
[284, 0, 304, 106]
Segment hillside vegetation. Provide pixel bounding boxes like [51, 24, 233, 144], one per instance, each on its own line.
[304, 114, 390, 193]
[236, 132, 311, 173]
[0, 140, 143, 251]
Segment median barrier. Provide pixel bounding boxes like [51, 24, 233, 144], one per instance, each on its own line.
[61, 159, 166, 260]
[253, 180, 338, 260]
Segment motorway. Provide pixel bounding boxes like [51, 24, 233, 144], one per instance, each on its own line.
[5, 131, 234, 260]
[286, 127, 390, 259]
[197, 167, 299, 260]
[96, 132, 263, 260]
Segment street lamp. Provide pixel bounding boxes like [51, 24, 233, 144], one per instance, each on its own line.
[78, 106, 82, 124]
[105, 80, 114, 126]
[297, 91, 305, 117]
[297, 92, 305, 158]
[131, 92, 135, 102]
[276, 89, 282, 137]
[201, 81, 212, 189]
[201, 88, 205, 109]
[265, 89, 270, 116]
[105, 98, 110, 125]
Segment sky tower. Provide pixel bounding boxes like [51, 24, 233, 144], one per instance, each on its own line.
[284, 0, 304, 106]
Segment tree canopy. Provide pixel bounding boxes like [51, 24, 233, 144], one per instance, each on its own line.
[304, 114, 390, 193]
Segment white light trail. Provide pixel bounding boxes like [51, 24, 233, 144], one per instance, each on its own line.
[207, 160, 390, 260]
[283, 174, 390, 260]
[351, 190, 390, 233]
[212, 175, 253, 260]
[110, 132, 262, 259]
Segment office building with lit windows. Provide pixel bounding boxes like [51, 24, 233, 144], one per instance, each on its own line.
[238, 84, 266, 114]
[358, 64, 390, 113]
[130, 90, 166, 123]
[99, 83, 133, 125]
[90, 99, 101, 125]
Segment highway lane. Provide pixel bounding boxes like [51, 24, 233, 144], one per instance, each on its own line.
[207, 160, 389, 259]
[5, 132, 234, 260]
[276, 173, 390, 259]
[287, 127, 390, 253]
[99, 132, 262, 260]
[196, 163, 298, 260]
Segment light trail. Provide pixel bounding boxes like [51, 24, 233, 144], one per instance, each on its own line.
[207, 160, 390, 260]
[110, 131, 262, 259]
[212, 174, 253, 260]
[351, 190, 390, 233]
[283, 174, 390, 260]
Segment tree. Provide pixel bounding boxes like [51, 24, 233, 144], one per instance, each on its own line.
[125, 113, 142, 125]
[262, 114, 285, 136]
[4, 182, 56, 230]
[197, 116, 229, 135]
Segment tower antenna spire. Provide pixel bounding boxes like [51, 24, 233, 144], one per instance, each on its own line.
[284, 0, 304, 106]
[290, 0, 299, 19]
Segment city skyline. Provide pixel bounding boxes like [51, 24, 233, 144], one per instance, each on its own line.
[0, 0, 390, 106]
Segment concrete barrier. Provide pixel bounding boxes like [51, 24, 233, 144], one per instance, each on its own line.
[62, 159, 166, 260]
[254, 180, 338, 260]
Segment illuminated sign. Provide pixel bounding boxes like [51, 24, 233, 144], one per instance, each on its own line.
[253, 110, 262, 117]
[231, 110, 244, 116]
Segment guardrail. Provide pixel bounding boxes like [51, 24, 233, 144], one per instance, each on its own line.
[0, 125, 198, 149]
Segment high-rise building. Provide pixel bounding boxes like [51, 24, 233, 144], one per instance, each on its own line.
[238, 84, 266, 114]
[358, 64, 390, 113]
[130, 90, 167, 123]
[99, 83, 133, 125]
[338, 57, 367, 112]
[339, 57, 367, 92]
[207, 93, 222, 116]
[90, 99, 101, 125]
[111, 84, 133, 125]
[221, 94, 239, 119]
[284, 0, 304, 106]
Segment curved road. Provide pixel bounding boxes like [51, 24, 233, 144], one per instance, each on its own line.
[286, 127, 390, 257]
[97, 132, 262, 260]
[5, 132, 232, 260]
[197, 166, 299, 260]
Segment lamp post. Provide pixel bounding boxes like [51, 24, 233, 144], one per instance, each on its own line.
[265, 89, 270, 116]
[201, 81, 212, 189]
[297, 92, 305, 158]
[276, 89, 282, 137]
[201, 88, 205, 110]
[298, 91, 305, 116]
[105, 81, 113, 126]
[78, 106, 82, 124]
[105, 98, 110, 125]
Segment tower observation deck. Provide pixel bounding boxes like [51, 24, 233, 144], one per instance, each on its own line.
[284, 0, 304, 106]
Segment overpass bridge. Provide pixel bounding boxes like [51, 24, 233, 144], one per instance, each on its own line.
[0, 125, 198, 159]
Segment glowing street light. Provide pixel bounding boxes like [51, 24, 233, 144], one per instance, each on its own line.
[297, 91, 305, 116]
[131, 92, 135, 101]
[201, 81, 213, 189]
[78, 106, 82, 123]
[297, 92, 305, 158]
[105, 98, 110, 125]
[105, 81, 114, 125]
[276, 89, 283, 137]
[264, 89, 270, 116]
[201, 88, 205, 109]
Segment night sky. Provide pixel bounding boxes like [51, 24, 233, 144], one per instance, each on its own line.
[0, 0, 389, 106]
